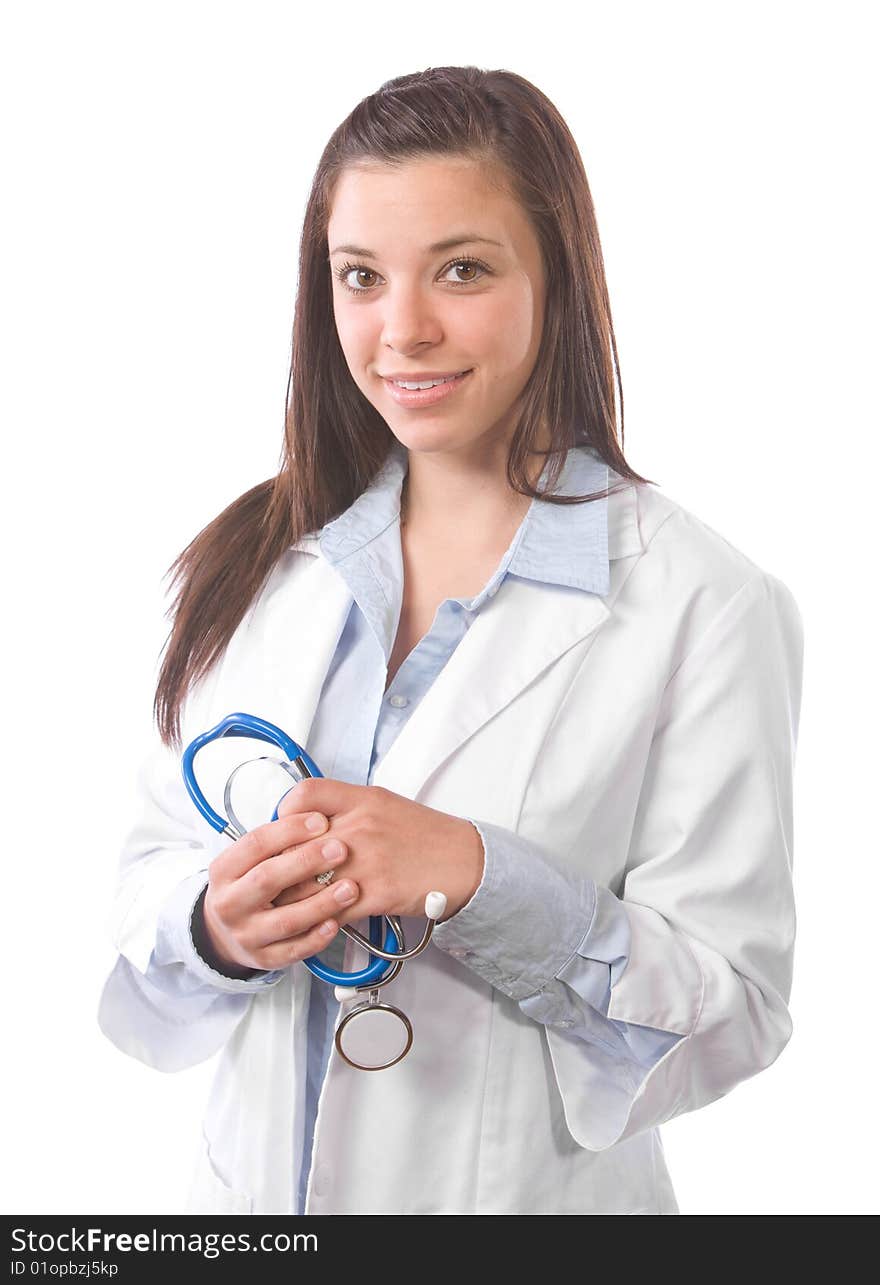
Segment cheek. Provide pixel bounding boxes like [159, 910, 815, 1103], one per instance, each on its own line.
[333, 301, 374, 359]
[334, 314, 378, 392]
[503, 283, 542, 364]
[467, 288, 537, 372]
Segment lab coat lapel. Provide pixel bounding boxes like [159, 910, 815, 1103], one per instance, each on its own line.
[369, 580, 610, 797]
[260, 537, 355, 752]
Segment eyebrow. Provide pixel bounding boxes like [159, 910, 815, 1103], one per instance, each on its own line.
[329, 234, 504, 258]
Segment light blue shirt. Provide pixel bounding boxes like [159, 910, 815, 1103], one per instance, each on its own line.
[142, 438, 682, 1212]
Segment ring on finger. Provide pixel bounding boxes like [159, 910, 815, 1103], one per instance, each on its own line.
[315, 869, 335, 886]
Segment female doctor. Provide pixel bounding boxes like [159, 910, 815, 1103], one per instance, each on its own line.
[98, 65, 804, 1215]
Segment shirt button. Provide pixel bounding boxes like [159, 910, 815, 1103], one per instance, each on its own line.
[448, 947, 470, 959]
[389, 694, 408, 708]
[557, 1019, 574, 1029]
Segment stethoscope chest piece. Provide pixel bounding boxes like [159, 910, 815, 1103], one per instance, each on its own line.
[334, 992, 414, 1071]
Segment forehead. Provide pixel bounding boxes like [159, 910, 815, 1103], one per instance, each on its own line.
[327, 156, 531, 255]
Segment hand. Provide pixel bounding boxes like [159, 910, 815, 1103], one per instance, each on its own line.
[200, 810, 361, 973]
[272, 780, 485, 924]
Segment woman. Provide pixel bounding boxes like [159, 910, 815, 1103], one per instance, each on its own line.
[98, 65, 804, 1215]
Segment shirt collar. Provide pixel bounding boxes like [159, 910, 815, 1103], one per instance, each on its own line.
[319, 437, 610, 600]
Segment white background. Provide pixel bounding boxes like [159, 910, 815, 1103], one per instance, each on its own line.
[2, 0, 876, 1216]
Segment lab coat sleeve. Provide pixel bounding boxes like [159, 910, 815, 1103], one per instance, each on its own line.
[97, 729, 285, 1074]
[430, 823, 683, 1082]
[549, 570, 803, 1148]
[438, 569, 803, 1150]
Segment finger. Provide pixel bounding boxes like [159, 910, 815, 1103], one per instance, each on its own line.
[270, 871, 349, 907]
[236, 835, 349, 912]
[249, 880, 360, 953]
[275, 783, 311, 820]
[272, 881, 317, 908]
[275, 777, 355, 821]
[253, 917, 342, 971]
[215, 811, 330, 882]
[271, 870, 357, 909]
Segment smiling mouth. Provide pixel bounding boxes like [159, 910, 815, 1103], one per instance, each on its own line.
[385, 370, 472, 390]
[381, 369, 474, 407]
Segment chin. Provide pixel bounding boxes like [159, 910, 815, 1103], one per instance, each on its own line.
[386, 423, 471, 451]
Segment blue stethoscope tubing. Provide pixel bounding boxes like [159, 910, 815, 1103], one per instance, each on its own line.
[181, 711, 399, 987]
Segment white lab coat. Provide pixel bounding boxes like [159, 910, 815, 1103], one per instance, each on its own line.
[98, 475, 804, 1214]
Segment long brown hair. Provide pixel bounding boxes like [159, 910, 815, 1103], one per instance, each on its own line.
[154, 65, 656, 749]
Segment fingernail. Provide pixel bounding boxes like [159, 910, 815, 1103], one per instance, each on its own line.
[305, 813, 327, 833]
[322, 839, 344, 860]
[333, 881, 356, 904]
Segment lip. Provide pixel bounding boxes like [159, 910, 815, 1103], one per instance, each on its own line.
[381, 368, 474, 408]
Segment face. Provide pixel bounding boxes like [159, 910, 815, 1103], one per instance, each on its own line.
[327, 156, 547, 463]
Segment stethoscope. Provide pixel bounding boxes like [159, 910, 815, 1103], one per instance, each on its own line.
[181, 712, 448, 1071]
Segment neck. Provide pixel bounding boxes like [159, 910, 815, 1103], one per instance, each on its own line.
[399, 435, 550, 551]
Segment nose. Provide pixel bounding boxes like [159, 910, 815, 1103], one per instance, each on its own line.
[380, 281, 443, 354]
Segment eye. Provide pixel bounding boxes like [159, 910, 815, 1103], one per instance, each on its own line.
[332, 256, 491, 296]
[335, 264, 380, 293]
[440, 258, 488, 286]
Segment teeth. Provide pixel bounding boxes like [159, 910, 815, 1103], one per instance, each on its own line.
[392, 372, 466, 390]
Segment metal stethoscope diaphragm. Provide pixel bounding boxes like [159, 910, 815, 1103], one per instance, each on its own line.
[181, 711, 447, 1070]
